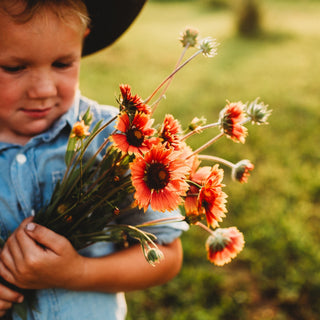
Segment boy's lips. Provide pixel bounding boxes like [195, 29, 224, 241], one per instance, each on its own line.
[21, 107, 53, 118]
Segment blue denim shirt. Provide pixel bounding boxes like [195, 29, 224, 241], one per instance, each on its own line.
[0, 94, 188, 320]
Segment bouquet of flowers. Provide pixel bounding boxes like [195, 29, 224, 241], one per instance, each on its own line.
[3, 27, 271, 320]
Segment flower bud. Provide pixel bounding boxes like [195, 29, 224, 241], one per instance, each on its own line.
[232, 159, 254, 183]
[146, 247, 164, 266]
[57, 204, 68, 214]
[219, 101, 247, 143]
[206, 227, 244, 266]
[188, 117, 207, 132]
[198, 38, 218, 57]
[246, 98, 271, 125]
[179, 27, 199, 47]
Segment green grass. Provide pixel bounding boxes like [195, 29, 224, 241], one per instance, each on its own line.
[80, 1, 320, 319]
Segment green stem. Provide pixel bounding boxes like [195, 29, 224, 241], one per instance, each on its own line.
[59, 115, 117, 200]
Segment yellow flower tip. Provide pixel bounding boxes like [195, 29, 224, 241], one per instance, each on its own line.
[70, 120, 90, 139]
[179, 27, 199, 47]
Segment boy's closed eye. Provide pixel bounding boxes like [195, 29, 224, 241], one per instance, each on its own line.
[52, 61, 74, 69]
[1, 65, 26, 73]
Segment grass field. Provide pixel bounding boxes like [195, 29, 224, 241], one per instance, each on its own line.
[80, 1, 320, 319]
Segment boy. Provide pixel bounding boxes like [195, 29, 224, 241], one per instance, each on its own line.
[0, 1, 185, 319]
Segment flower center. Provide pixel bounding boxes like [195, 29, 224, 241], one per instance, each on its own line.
[127, 128, 144, 147]
[145, 163, 170, 190]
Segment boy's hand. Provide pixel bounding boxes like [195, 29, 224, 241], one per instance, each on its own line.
[0, 217, 86, 290]
[0, 247, 24, 317]
[0, 282, 24, 317]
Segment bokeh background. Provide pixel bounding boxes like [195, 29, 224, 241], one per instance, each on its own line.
[80, 0, 320, 319]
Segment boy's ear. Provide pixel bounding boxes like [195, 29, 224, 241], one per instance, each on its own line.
[84, 28, 91, 38]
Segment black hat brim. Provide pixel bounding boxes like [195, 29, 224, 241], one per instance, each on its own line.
[82, 0, 147, 56]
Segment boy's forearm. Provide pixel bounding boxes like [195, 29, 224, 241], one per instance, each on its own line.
[66, 238, 183, 293]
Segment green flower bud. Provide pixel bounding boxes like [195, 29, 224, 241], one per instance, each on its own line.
[179, 27, 199, 47]
[147, 247, 164, 266]
[246, 98, 271, 125]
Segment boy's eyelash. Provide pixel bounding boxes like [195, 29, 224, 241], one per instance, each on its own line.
[53, 61, 72, 68]
[1, 65, 26, 73]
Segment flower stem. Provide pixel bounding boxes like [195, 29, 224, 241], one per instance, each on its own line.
[195, 221, 215, 235]
[144, 49, 203, 105]
[187, 132, 224, 159]
[151, 44, 190, 114]
[135, 216, 186, 228]
[60, 115, 117, 199]
[197, 155, 235, 168]
[182, 122, 220, 141]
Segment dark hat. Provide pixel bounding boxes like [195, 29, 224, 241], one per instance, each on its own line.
[82, 0, 147, 56]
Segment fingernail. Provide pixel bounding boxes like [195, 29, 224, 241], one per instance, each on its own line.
[26, 223, 36, 231]
[17, 296, 24, 303]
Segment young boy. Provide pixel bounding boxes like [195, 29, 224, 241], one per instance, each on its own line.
[0, 1, 186, 319]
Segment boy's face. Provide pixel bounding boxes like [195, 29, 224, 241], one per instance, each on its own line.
[0, 6, 84, 144]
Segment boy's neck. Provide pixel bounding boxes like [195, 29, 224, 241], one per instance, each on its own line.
[0, 132, 34, 146]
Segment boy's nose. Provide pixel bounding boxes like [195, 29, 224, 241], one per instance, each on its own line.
[28, 73, 57, 99]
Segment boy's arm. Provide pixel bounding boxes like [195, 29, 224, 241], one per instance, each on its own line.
[0, 218, 183, 292]
[72, 238, 183, 292]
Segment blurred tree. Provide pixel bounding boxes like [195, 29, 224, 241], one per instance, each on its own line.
[198, 0, 230, 9]
[233, 0, 263, 36]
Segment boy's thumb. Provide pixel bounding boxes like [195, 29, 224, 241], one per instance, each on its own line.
[25, 223, 36, 232]
[25, 223, 67, 253]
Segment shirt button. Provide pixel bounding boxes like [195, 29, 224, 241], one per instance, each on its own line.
[16, 153, 27, 164]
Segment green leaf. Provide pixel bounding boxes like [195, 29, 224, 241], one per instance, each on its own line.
[65, 137, 77, 166]
[12, 301, 29, 320]
[80, 107, 93, 125]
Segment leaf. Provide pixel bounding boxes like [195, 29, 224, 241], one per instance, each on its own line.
[12, 301, 29, 320]
[65, 137, 77, 166]
[80, 107, 93, 125]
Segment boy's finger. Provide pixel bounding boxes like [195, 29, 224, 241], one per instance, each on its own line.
[0, 283, 24, 303]
[25, 223, 69, 255]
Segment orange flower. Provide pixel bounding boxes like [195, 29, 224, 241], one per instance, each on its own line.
[184, 157, 212, 221]
[120, 84, 151, 115]
[232, 159, 254, 183]
[130, 145, 190, 212]
[206, 227, 244, 266]
[158, 114, 182, 150]
[178, 143, 195, 169]
[70, 120, 90, 139]
[198, 164, 227, 228]
[219, 101, 247, 143]
[112, 112, 157, 155]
